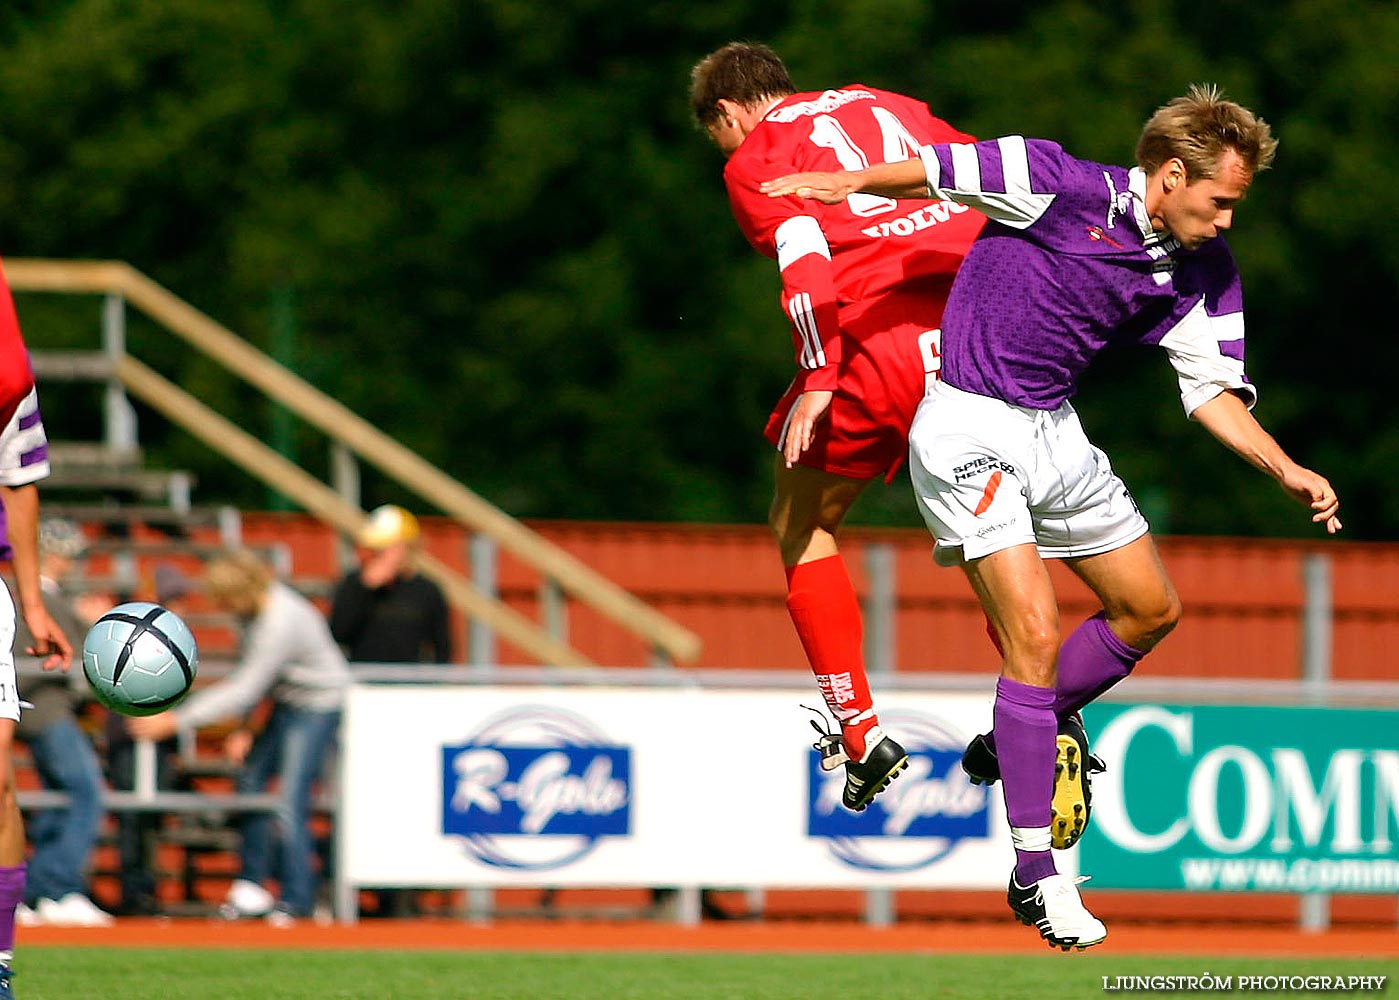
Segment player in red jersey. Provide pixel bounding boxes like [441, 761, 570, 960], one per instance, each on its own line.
[690, 43, 983, 810]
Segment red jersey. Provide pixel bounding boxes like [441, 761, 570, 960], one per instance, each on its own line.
[723, 86, 984, 478]
[0, 261, 34, 431]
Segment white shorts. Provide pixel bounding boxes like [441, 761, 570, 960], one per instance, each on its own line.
[909, 380, 1150, 567]
[0, 582, 18, 722]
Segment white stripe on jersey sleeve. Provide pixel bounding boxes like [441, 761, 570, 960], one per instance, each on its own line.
[787, 292, 826, 369]
[917, 136, 1056, 231]
[0, 387, 49, 487]
[949, 142, 982, 193]
[998, 135, 1032, 194]
[1159, 302, 1256, 417]
[775, 216, 832, 270]
[918, 143, 942, 194]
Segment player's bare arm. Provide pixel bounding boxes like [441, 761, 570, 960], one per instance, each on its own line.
[1192, 391, 1342, 533]
[0, 482, 72, 669]
[761, 157, 931, 202]
[19, 605, 70, 672]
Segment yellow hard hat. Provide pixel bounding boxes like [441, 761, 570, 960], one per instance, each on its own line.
[358, 504, 421, 549]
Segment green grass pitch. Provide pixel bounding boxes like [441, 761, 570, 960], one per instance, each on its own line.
[13, 945, 1399, 1000]
[16, 948, 1398, 999]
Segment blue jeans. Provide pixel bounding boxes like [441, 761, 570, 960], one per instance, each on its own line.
[236, 703, 339, 917]
[26, 717, 106, 903]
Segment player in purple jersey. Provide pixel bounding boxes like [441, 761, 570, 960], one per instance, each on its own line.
[0, 386, 72, 994]
[764, 85, 1340, 950]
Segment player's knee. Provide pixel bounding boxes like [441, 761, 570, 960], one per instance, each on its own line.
[1149, 594, 1183, 645]
[999, 620, 1061, 684]
[767, 506, 799, 548]
[770, 513, 835, 567]
[1120, 592, 1182, 651]
[771, 530, 812, 568]
[1162, 590, 1183, 629]
[767, 501, 800, 549]
[1023, 627, 1063, 668]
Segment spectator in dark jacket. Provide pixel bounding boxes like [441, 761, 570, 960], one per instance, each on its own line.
[328, 505, 450, 918]
[329, 505, 451, 665]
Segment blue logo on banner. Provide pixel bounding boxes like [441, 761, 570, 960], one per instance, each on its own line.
[441, 706, 631, 870]
[808, 709, 991, 871]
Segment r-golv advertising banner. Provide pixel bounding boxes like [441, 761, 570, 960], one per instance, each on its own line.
[339, 685, 1045, 889]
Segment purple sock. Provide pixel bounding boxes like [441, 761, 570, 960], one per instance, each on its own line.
[0, 864, 24, 952]
[1053, 612, 1145, 719]
[995, 676, 1057, 884]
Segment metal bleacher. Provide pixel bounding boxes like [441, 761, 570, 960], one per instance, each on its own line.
[7, 258, 704, 918]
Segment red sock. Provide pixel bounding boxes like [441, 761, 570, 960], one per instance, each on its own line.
[785, 555, 877, 758]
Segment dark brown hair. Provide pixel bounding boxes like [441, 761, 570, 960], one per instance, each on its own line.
[689, 42, 795, 128]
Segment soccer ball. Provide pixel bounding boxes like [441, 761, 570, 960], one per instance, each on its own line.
[82, 601, 199, 717]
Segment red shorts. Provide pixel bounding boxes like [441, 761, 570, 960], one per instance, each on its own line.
[763, 281, 952, 482]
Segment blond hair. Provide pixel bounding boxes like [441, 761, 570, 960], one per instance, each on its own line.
[1136, 83, 1277, 179]
[204, 549, 273, 608]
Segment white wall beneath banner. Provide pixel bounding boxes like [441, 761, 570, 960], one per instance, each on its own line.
[339, 685, 1063, 893]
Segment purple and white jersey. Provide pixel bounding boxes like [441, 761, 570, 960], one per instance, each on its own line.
[916, 137, 1254, 414]
[0, 387, 50, 559]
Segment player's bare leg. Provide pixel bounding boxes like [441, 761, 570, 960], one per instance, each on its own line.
[961, 545, 1060, 874]
[962, 535, 1180, 846]
[0, 720, 25, 995]
[1057, 534, 1180, 713]
[969, 534, 1179, 851]
[961, 545, 1106, 948]
[769, 460, 907, 810]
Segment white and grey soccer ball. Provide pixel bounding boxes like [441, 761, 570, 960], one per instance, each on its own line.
[82, 601, 199, 717]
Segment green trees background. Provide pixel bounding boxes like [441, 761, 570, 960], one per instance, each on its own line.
[0, 1, 1394, 539]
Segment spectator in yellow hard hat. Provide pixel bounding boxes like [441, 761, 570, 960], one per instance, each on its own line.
[328, 506, 450, 918]
[328, 506, 451, 667]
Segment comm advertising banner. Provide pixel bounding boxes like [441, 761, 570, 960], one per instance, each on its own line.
[1079, 703, 1399, 893]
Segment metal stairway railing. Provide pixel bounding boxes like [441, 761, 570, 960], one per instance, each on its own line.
[7, 258, 702, 668]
